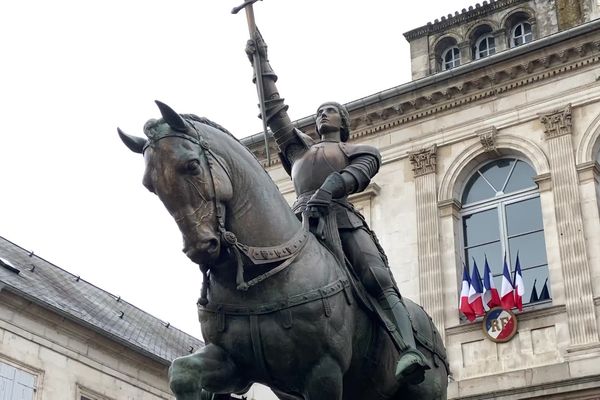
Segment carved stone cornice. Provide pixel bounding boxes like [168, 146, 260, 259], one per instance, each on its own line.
[539, 104, 573, 140]
[409, 145, 437, 177]
[247, 35, 600, 165]
[476, 126, 498, 152]
[437, 199, 462, 218]
[403, 0, 529, 40]
[345, 40, 599, 143]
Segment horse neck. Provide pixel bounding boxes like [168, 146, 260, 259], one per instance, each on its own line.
[220, 140, 301, 247]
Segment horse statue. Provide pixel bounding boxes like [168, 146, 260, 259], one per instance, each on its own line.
[118, 101, 449, 400]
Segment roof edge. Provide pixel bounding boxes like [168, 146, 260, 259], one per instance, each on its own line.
[403, 0, 529, 41]
[242, 18, 600, 148]
[0, 235, 199, 346]
[0, 283, 176, 365]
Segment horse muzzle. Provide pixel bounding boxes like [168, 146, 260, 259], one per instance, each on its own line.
[183, 236, 221, 264]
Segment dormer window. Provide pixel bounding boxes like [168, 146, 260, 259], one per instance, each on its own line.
[434, 36, 460, 73]
[442, 47, 461, 70]
[474, 34, 496, 59]
[512, 21, 533, 46]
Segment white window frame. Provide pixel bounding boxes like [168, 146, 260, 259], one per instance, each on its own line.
[77, 385, 113, 400]
[461, 190, 542, 261]
[511, 21, 533, 47]
[459, 157, 550, 306]
[474, 34, 496, 60]
[441, 46, 461, 71]
[0, 358, 41, 400]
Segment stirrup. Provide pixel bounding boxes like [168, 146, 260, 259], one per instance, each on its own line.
[395, 349, 429, 385]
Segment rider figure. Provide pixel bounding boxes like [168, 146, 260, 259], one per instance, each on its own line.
[246, 31, 429, 384]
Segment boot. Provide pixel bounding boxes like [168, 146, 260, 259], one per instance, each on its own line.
[378, 289, 430, 385]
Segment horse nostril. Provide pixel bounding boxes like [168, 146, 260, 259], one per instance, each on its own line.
[206, 238, 219, 253]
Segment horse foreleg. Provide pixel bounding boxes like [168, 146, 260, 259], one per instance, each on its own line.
[169, 343, 249, 398]
[303, 356, 343, 400]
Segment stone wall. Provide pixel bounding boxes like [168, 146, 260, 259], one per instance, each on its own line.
[0, 289, 173, 400]
[265, 25, 600, 399]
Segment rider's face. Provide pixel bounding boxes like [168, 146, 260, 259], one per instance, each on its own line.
[316, 105, 342, 137]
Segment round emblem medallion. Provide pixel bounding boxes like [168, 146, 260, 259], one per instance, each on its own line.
[482, 307, 518, 343]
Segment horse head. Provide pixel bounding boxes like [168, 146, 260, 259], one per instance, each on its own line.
[118, 101, 233, 267]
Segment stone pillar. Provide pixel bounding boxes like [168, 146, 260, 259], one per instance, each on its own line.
[493, 28, 508, 53]
[556, 0, 583, 30]
[429, 52, 439, 75]
[458, 41, 471, 65]
[408, 145, 445, 339]
[540, 104, 599, 347]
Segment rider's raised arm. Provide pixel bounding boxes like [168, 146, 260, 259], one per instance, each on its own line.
[246, 31, 309, 172]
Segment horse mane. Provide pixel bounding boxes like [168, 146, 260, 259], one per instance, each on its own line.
[182, 114, 265, 166]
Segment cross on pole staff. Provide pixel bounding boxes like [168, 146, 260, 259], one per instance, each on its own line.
[232, 0, 271, 167]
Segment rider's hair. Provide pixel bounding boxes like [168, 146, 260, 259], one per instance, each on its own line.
[315, 101, 351, 142]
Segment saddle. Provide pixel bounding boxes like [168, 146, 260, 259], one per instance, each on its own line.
[307, 210, 449, 370]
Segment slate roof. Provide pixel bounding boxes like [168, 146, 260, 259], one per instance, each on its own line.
[0, 235, 203, 365]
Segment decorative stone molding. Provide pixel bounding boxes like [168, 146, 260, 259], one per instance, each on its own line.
[404, 0, 530, 40]
[437, 199, 462, 218]
[409, 145, 438, 177]
[539, 104, 573, 139]
[346, 43, 600, 143]
[576, 112, 600, 165]
[249, 37, 600, 165]
[438, 135, 550, 202]
[477, 126, 498, 152]
[533, 172, 552, 192]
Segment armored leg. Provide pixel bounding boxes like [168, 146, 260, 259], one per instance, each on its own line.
[340, 228, 430, 384]
[378, 288, 430, 383]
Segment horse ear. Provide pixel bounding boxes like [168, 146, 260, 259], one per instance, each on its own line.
[118, 128, 146, 154]
[155, 100, 187, 132]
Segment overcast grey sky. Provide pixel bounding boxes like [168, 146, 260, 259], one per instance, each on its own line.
[1, 0, 474, 340]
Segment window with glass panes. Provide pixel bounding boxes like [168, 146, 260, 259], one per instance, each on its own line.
[461, 158, 550, 305]
[0, 361, 36, 400]
[474, 34, 496, 59]
[442, 47, 461, 70]
[512, 21, 533, 47]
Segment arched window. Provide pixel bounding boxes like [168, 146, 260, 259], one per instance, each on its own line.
[474, 34, 496, 59]
[434, 36, 460, 72]
[442, 47, 461, 70]
[461, 158, 550, 305]
[512, 21, 533, 47]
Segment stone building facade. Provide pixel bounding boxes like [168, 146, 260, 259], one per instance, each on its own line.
[243, 0, 600, 398]
[0, 236, 203, 400]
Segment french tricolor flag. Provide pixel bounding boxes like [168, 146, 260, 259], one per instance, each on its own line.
[483, 256, 501, 309]
[514, 253, 525, 311]
[468, 260, 485, 317]
[500, 255, 516, 310]
[459, 262, 475, 321]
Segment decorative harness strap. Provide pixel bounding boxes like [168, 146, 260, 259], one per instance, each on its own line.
[179, 123, 309, 301]
[200, 278, 351, 316]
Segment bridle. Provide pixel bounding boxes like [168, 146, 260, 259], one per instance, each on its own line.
[146, 121, 308, 306]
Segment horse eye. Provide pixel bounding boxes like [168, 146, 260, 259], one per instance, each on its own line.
[186, 160, 201, 174]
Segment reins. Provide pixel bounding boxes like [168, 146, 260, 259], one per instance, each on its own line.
[153, 122, 308, 306]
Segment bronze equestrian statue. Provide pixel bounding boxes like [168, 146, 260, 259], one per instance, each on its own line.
[246, 29, 431, 385]
[118, 97, 448, 398]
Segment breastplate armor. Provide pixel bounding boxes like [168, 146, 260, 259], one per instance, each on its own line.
[291, 141, 349, 196]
